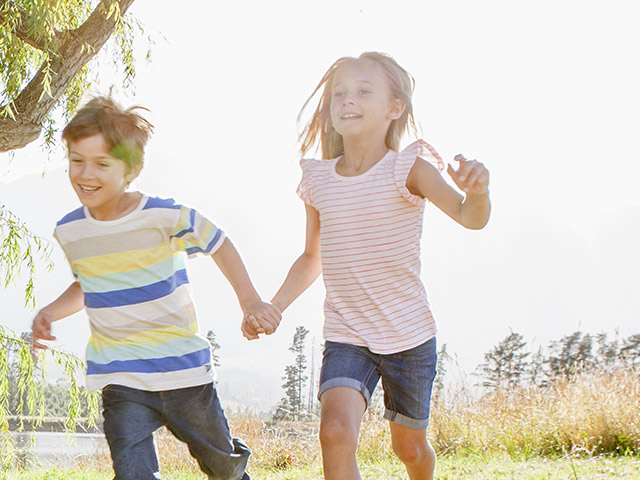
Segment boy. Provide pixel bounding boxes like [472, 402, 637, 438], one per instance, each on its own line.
[31, 96, 280, 480]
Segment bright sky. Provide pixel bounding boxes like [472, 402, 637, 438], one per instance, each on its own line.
[2, 0, 639, 408]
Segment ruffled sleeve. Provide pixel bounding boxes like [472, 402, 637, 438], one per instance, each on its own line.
[296, 158, 317, 207]
[393, 139, 444, 205]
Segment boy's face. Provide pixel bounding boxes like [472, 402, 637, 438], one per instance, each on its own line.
[68, 133, 139, 220]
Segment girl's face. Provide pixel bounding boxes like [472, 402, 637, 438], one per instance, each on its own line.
[329, 60, 404, 142]
[68, 133, 140, 221]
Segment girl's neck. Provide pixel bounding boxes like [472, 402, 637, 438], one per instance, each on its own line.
[337, 138, 389, 176]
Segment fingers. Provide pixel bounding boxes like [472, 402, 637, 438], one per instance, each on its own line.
[449, 154, 489, 194]
[241, 315, 261, 341]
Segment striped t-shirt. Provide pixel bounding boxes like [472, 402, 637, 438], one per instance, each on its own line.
[54, 195, 225, 392]
[297, 140, 444, 354]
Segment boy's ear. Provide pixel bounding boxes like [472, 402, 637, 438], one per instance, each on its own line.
[389, 98, 406, 120]
[125, 164, 142, 184]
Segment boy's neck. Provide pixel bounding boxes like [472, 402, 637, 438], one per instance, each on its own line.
[88, 191, 142, 221]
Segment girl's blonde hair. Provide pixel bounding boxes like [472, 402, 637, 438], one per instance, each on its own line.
[298, 52, 417, 159]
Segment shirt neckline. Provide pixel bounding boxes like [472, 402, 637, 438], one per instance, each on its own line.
[84, 194, 149, 226]
[330, 149, 394, 182]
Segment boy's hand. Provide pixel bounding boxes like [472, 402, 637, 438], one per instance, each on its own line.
[447, 154, 489, 196]
[31, 310, 56, 351]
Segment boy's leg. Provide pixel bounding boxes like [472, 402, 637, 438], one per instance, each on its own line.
[161, 383, 250, 480]
[102, 385, 164, 480]
[319, 386, 366, 480]
[389, 422, 436, 480]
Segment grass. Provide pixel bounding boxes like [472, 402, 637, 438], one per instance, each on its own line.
[3, 369, 639, 479]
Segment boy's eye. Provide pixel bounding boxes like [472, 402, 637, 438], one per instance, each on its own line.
[70, 158, 82, 164]
[99, 162, 110, 168]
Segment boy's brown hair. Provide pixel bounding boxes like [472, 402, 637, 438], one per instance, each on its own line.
[62, 96, 154, 172]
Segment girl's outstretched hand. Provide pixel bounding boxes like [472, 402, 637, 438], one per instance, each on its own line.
[447, 154, 489, 196]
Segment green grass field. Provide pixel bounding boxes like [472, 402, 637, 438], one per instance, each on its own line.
[3, 454, 640, 479]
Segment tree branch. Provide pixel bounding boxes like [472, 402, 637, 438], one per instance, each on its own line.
[0, 0, 136, 152]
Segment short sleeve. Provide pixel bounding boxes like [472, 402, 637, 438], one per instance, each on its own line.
[393, 139, 445, 205]
[170, 206, 226, 258]
[296, 158, 317, 207]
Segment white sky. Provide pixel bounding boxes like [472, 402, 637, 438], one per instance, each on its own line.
[2, 0, 640, 408]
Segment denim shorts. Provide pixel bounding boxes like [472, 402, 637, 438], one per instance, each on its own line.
[318, 337, 437, 430]
[102, 382, 250, 480]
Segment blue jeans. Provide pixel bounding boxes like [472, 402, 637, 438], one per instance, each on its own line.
[318, 338, 438, 430]
[102, 383, 250, 480]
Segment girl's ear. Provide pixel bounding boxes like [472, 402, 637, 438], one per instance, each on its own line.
[389, 98, 406, 120]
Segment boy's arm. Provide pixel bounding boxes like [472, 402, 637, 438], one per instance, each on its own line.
[32, 281, 85, 351]
[407, 154, 491, 230]
[211, 237, 281, 335]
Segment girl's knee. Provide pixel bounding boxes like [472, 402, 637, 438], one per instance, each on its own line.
[393, 437, 434, 466]
[319, 416, 358, 448]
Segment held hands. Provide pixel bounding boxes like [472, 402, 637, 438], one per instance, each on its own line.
[241, 301, 282, 340]
[447, 154, 489, 196]
[31, 310, 56, 351]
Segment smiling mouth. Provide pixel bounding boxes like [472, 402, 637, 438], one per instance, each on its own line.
[79, 185, 100, 192]
[341, 113, 361, 119]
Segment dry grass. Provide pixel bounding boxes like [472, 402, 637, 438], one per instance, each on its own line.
[74, 369, 639, 476]
[430, 369, 640, 459]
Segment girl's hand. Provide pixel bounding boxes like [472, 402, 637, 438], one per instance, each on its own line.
[447, 154, 489, 196]
[31, 310, 56, 351]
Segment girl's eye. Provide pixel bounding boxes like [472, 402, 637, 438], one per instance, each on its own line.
[359, 89, 371, 95]
[333, 91, 345, 98]
[70, 158, 82, 164]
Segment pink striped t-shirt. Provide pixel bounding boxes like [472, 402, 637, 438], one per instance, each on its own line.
[297, 140, 445, 354]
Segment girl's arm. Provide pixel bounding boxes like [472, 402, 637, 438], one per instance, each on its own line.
[242, 204, 322, 340]
[271, 204, 322, 312]
[407, 154, 491, 229]
[32, 281, 85, 350]
[211, 238, 282, 334]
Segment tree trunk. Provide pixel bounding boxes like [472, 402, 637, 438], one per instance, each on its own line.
[0, 0, 136, 152]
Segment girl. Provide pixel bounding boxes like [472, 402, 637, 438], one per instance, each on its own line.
[243, 52, 490, 480]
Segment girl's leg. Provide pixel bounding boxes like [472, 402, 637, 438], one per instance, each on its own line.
[319, 386, 367, 480]
[389, 422, 436, 480]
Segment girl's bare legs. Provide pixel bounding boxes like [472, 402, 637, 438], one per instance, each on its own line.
[389, 421, 436, 480]
[319, 387, 367, 480]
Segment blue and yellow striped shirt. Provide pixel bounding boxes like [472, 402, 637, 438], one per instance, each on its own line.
[54, 195, 224, 392]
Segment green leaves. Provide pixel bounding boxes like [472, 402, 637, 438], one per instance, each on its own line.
[0, 205, 54, 309]
[0, 327, 100, 469]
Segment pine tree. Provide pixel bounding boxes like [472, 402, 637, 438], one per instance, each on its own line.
[205, 330, 221, 367]
[476, 332, 529, 390]
[548, 331, 593, 380]
[275, 326, 309, 421]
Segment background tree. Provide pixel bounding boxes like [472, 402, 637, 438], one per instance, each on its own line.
[476, 332, 529, 390]
[547, 331, 594, 380]
[0, 0, 139, 152]
[205, 329, 221, 368]
[621, 334, 640, 370]
[433, 343, 451, 401]
[275, 326, 309, 421]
